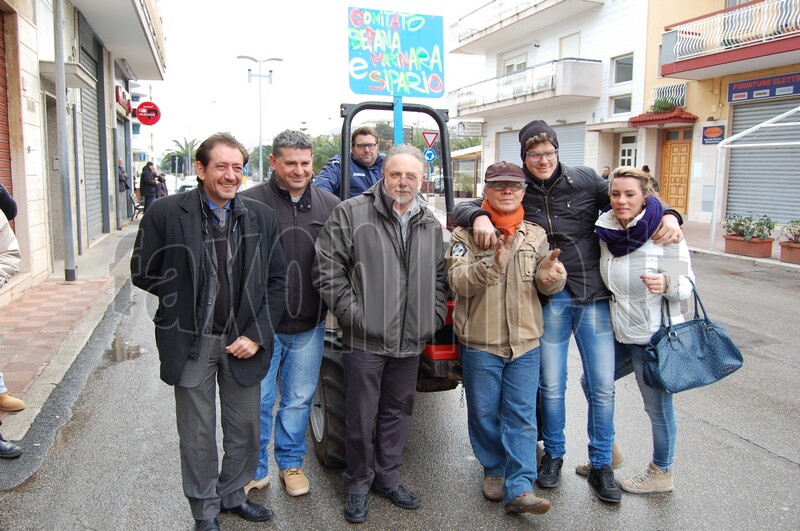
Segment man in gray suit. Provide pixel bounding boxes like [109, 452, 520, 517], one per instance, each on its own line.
[131, 133, 287, 531]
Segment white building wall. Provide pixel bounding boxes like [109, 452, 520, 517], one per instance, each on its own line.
[454, 0, 651, 169]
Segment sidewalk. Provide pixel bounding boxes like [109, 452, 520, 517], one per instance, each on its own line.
[0, 221, 137, 441]
[0, 214, 797, 443]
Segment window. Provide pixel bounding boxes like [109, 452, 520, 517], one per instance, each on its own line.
[503, 54, 527, 75]
[613, 54, 633, 84]
[560, 33, 580, 58]
[612, 95, 632, 115]
[132, 123, 140, 135]
[619, 135, 637, 167]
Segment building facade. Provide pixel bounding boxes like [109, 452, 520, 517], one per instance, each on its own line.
[0, 0, 165, 304]
[448, 0, 800, 225]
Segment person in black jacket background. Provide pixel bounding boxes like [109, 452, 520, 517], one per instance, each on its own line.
[139, 162, 158, 212]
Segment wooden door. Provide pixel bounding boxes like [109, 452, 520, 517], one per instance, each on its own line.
[659, 128, 692, 214]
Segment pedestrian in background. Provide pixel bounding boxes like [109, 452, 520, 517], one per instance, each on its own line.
[117, 157, 130, 192]
[240, 130, 339, 498]
[601, 166, 611, 180]
[139, 161, 158, 212]
[0, 181, 16, 221]
[642, 165, 659, 193]
[314, 144, 447, 524]
[447, 162, 566, 515]
[131, 133, 287, 531]
[595, 166, 694, 494]
[313, 126, 384, 198]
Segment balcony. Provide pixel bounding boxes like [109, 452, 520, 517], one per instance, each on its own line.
[649, 82, 687, 109]
[451, 0, 605, 54]
[71, 0, 166, 80]
[450, 58, 601, 118]
[661, 0, 800, 80]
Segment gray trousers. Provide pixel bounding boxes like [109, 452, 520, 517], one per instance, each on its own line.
[342, 348, 419, 495]
[174, 334, 260, 520]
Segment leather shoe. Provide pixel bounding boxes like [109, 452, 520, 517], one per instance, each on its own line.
[221, 499, 273, 522]
[0, 437, 22, 459]
[194, 517, 219, 531]
[343, 493, 368, 523]
[372, 484, 421, 509]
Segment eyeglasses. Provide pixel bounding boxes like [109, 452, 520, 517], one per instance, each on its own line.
[485, 181, 527, 191]
[525, 149, 558, 162]
[355, 143, 378, 150]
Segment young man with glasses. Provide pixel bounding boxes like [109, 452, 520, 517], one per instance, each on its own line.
[313, 126, 384, 198]
[450, 120, 684, 505]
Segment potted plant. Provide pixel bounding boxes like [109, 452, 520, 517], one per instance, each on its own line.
[778, 220, 800, 265]
[720, 213, 776, 258]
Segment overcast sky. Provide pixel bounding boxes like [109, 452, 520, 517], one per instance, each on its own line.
[147, 0, 485, 157]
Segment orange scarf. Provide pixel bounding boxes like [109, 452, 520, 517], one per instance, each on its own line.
[481, 199, 524, 237]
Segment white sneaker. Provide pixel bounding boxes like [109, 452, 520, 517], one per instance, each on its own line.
[244, 475, 270, 495]
[620, 462, 674, 494]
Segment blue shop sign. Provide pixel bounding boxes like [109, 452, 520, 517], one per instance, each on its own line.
[728, 73, 800, 103]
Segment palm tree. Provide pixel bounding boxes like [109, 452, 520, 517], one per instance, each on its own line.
[160, 137, 200, 174]
[312, 134, 341, 175]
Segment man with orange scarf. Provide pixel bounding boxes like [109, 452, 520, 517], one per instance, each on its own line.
[446, 162, 566, 515]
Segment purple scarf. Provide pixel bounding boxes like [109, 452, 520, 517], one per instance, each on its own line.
[595, 195, 663, 257]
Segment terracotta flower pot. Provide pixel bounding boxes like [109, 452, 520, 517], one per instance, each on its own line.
[723, 235, 775, 258]
[779, 241, 800, 265]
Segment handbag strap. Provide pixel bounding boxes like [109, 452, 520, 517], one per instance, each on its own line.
[659, 277, 706, 330]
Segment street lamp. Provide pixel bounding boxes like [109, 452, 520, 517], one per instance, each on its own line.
[237, 55, 283, 182]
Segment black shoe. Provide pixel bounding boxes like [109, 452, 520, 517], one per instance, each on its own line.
[221, 499, 274, 522]
[536, 453, 563, 488]
[0, 437, 22, 459]
[344, 493, 368, 523]
[194, 517, 220, 531]
[372, 484, 421, 509]
[588, 464, 622, 503]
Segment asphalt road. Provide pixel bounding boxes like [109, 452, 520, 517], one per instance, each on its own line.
[0, 252, 797, 530]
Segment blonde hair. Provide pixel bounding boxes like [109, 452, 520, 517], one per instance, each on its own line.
[608, 166, 657, 198]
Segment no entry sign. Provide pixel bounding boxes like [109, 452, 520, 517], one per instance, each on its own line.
[136, 101, 161, 125]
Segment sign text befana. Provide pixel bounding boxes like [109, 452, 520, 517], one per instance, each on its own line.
[348, 7, 444, 98]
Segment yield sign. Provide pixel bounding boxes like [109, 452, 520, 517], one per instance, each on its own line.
[422, 131, 439, 148]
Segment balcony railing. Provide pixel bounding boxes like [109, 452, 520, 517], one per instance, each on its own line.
[664, 0, 800, 62]
[648, 82, 686, 109]
[456, 0, 541, 40]
[451, 58, 600, 111]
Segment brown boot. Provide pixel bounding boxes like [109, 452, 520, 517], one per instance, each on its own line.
[0, 392, 25, 412]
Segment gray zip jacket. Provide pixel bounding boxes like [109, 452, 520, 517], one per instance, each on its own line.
[313, 181, 448, 357]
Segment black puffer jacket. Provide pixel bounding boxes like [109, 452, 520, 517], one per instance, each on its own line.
[451, 163, 612, 303]
[240, 177, 340, 334]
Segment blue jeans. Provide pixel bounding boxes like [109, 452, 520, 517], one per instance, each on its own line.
[254, 321, 325, 480]
[539, 289, 616, 466]
[461, 345, 540, 504]
[618, 343, 677, 470]
[143, 195, 157, 212]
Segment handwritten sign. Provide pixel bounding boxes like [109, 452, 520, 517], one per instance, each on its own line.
[348, 7, 445, 98]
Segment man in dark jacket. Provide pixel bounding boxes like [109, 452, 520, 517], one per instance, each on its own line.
[139, 161, 158, 212]
[314, 144, 448, 524]
[450, 120, 684, 505]
[240, 130, 339, 499]
[313, 126, 384, 198]
[130, 133, 287, 531]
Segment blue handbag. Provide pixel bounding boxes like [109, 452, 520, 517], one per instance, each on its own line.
[644, 279, 743, 394]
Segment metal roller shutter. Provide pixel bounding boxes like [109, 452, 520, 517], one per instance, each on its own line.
[497, 131, 520, 164]
[80, 36, 103, 242]
[552, 123, 586, 166]
[728, 98, 800, 223]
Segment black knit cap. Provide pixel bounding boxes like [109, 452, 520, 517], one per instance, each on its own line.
[519, 120, 559, 162]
